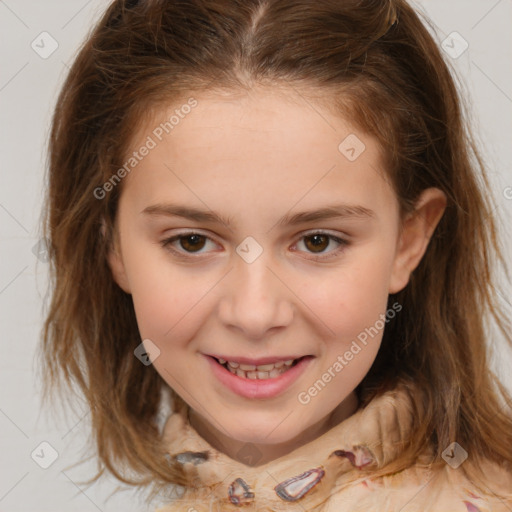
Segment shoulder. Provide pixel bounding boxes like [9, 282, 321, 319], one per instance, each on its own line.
[328, 457, 512, 512]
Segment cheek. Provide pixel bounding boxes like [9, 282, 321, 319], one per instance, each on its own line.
[298, 255, 394, 340]
[130, 274, 214, 346]
[298, 260, 393, 409]
[121, 241, 211, 343]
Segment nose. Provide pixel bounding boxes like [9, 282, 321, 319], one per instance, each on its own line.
[217, 250, 294, 340]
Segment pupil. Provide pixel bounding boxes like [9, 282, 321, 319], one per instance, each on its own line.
[306, 234, 328, 253]
[181, 234, 205, 252]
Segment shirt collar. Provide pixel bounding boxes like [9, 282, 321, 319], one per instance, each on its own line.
[162, 384, 416, 508]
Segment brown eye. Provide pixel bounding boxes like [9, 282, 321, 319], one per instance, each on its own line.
[178, 234, 207, 252]
[294, 232, 349, 260]
[303, 234, 330, 253]
[161, 232, 216, 255]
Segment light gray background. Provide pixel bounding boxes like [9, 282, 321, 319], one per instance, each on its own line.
[1, 1, 511, 511]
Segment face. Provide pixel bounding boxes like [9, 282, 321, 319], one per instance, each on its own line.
[107, 86, 445, 462]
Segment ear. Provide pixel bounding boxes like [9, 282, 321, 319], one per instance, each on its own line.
[102, 219, 132, 294]
[389, 188, 447, 294]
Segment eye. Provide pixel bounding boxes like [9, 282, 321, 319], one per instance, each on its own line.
[161, 232, 219, 256]
[292, 231, 349, 260]
[160, 230, 349, 260]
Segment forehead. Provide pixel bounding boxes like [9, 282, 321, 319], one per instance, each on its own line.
[119, 86, 396, 222]
[130, 85, 370, 160]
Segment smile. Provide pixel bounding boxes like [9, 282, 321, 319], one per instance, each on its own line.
[215, 357, 301, 380]
[205, 355, 314, 399]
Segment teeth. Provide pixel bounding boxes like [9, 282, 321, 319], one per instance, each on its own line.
[225, 359, 295, 371]
[221, 358, 301, 380]
[239, 363, 257, 371]
[256, 363, 277, 371]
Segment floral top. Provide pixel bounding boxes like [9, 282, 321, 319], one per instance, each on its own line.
[155, 385, 512, 511]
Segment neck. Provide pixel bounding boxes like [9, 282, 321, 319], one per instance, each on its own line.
[188, 391, 360, 467]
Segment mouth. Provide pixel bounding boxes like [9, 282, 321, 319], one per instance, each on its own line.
[205, 354, 314, 399]
[211, 356, 308, 380]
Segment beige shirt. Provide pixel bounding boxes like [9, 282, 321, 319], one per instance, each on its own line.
[156, 385, 512, 511]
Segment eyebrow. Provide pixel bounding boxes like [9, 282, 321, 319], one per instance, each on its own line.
[141, 203, 375, 227]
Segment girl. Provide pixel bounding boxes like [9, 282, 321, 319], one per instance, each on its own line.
[40, 0, 512, 510]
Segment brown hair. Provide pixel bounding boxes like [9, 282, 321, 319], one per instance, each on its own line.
[39, 0, 512, 502]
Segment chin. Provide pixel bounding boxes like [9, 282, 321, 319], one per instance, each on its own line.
[227, 420, 303, 446]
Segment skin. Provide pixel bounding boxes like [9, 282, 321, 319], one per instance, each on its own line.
[107, 85, 446, 466]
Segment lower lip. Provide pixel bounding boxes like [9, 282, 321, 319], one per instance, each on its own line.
[205, 355, 314, 399]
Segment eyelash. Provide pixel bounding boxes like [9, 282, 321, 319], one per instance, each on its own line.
[160, 230, 349, 261]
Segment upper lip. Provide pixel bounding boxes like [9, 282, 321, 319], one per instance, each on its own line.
[207, 354, 310, 365]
